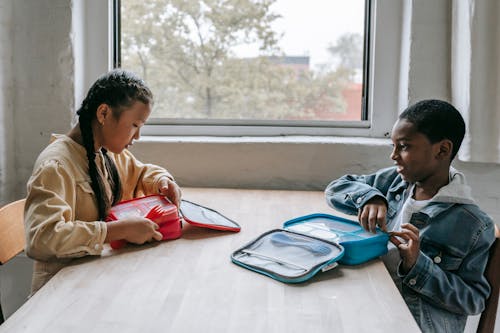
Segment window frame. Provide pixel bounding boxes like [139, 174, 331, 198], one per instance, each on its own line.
[81, 0, 401, 138]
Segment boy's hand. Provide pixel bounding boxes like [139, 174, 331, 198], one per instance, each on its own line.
[358, 197, 387, 232]
[389, 223, 420, 274]
[158, 177, 182, 208]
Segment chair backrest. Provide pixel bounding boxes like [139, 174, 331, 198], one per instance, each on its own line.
[477, 225, 500, 333]
[0, 199, 26, 265]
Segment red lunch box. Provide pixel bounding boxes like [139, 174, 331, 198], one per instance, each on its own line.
[105, 195, 181, 249]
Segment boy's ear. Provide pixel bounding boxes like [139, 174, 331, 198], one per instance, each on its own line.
[436, 139, 453, 160]
[96, 104, 110, 125]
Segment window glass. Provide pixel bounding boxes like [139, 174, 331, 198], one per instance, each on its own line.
[120, 0, 367, 123]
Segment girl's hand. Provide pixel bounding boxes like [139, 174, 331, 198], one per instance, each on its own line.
[158, 177, 182, 208]
[105, 218, 163, 245]
[389, 223, 420, 274]
[358, 197, 388, 232]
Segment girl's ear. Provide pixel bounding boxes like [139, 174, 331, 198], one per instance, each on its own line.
[96, 104, 110, 125]
[436, 139, 453, 160]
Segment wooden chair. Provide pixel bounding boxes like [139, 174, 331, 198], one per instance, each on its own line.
[0, 199, 26, 324]
[477, 225, 500, 333]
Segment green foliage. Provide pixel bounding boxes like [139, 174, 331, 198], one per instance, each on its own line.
[122, 0, 353, 120]
[327, 32, 363, 81]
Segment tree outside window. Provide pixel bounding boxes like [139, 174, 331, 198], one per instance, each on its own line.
[121, 0, 366, 122]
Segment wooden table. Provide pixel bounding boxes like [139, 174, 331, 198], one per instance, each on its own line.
[0, 188, 420, 332]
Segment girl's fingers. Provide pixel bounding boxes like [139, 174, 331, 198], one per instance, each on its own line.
[152, 231, 163, 241]
[158, 178, 182, 209]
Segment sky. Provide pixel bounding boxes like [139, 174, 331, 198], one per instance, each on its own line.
[233, 0, 365, 69]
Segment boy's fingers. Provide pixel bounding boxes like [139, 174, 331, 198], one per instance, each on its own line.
[390, 231, 409, 245]
[368, 209, 377, 233]
[359, 209, 369, 231]
[391, 230, 419, 252]
[377, 210, 387, 232]
[402, 223, 419, 233]
[357, 209, 363, 226]
[359, 203, 387, 233]
[390, 230, 409, 239]
[389, 234, 401, 246]
[400, 224, 420, 242]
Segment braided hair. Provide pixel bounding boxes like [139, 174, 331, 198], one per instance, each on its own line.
[76, 69, 153, 219]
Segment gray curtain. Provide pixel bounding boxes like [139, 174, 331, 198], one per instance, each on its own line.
[452, 0, 500, 163]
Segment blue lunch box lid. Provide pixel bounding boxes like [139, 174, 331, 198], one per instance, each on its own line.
[231, 229, 345, 283]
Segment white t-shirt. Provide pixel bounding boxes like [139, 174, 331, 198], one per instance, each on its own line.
[383, 185, 431, 285]
[391, 188, 431, 231]
[388, 185, 431, 249]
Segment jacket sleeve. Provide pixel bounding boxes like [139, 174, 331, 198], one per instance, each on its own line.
[24, 160, 107, 261]
[399, 212, 495, 315]
[324, 166, 399, 216]
[114, 149, 175, 200]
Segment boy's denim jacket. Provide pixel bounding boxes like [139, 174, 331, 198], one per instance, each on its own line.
[325, 166, 496, 332]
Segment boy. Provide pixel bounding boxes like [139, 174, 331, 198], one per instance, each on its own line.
[325, 99, 496, 333]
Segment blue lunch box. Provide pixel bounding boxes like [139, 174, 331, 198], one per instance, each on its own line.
[283, 213, 389, 265]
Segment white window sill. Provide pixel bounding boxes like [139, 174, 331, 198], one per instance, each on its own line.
[131, 135, 393, 190]
[138, 135, 391, 145]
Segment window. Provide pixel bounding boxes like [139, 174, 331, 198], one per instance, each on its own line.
[117, 0, 372, 135]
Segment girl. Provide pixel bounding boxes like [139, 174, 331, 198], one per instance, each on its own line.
[24, 69, 181, 293]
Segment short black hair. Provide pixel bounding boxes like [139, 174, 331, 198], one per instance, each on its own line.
[399, 99, 465, 161]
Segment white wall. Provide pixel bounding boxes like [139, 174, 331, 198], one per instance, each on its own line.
[0, 0, 74, 205]
[130, 137, 392, 190]
[0, 0, 14, 205]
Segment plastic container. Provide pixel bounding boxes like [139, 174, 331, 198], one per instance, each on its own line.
[231, 229, 344, 283]
[105, 195, 181, 249]
[283, 213, 389, 265]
